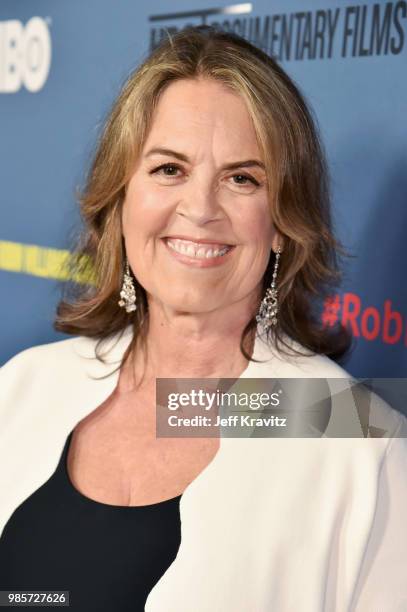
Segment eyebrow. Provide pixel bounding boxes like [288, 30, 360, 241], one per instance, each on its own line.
[145, 147, 265, 171]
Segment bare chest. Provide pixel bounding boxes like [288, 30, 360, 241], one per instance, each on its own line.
[66, 389, 220, 507]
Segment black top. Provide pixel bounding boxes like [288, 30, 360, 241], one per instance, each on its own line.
[0, 430, 182, 611]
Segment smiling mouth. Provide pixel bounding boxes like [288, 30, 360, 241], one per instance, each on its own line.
[163, 237, 234, 260]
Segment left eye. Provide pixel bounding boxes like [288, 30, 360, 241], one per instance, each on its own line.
[232, 174, 259, 186]
[150, 163, 260, 187]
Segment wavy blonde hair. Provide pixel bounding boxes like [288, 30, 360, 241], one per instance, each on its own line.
[55, 25, 353, 370]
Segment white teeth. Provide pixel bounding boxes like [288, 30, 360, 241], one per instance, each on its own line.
[166, 239, 231, 259]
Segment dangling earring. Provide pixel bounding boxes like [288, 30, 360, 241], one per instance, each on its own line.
[118, 257, 137, 313]
[256, 245, 281, 331]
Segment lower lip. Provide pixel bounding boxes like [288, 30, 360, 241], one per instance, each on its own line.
[162, 238, 235, 268]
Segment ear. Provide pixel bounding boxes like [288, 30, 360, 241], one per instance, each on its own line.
[120, 198, 126, 239]
[271, 231, 283, 253]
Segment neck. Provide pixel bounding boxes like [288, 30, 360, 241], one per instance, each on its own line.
[132, 296, 258, 384]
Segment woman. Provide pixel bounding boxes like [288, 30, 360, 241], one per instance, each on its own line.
[0, 26, 406, 611]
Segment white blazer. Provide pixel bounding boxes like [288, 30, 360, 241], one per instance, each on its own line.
[1, 325, 406, 611]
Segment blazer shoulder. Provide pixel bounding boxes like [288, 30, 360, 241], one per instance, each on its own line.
[0, 340, 76, 428]
[1, 336, 79, 375]
[271, 334, 352, 378]
[0, 337, 84, 403]
[0, 327, 132, 406]
[283, 336, 407, 439]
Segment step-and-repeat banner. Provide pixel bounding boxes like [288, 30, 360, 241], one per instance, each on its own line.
[1, 0, 406, 380]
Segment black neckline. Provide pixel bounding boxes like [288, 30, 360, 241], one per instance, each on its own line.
[61, 430, 183, 510]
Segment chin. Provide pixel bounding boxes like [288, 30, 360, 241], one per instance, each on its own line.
[157, 294, 217, 314]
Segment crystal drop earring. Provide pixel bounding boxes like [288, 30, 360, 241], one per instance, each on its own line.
[118, 257, 137, 313]
[256, 244, 281, 331]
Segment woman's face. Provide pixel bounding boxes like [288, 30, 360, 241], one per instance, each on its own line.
[122, 77, 280, 317]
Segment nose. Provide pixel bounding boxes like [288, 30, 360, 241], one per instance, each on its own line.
[176, 179, 224, 226]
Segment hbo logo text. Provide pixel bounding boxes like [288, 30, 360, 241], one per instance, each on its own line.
[0, 17, 51, 93]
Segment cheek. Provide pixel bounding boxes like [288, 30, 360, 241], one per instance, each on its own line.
[122, 189, 170, 240]
[238, 199, 273, 245]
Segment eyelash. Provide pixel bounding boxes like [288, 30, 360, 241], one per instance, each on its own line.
[150, 163, 260, 187]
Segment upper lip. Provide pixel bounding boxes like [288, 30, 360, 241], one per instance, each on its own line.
[163, 235, 235, 246]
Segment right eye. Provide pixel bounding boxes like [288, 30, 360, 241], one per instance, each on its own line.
[150, 163, 183, 177]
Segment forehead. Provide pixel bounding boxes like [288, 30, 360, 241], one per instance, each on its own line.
[144, 78, 261, 157]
